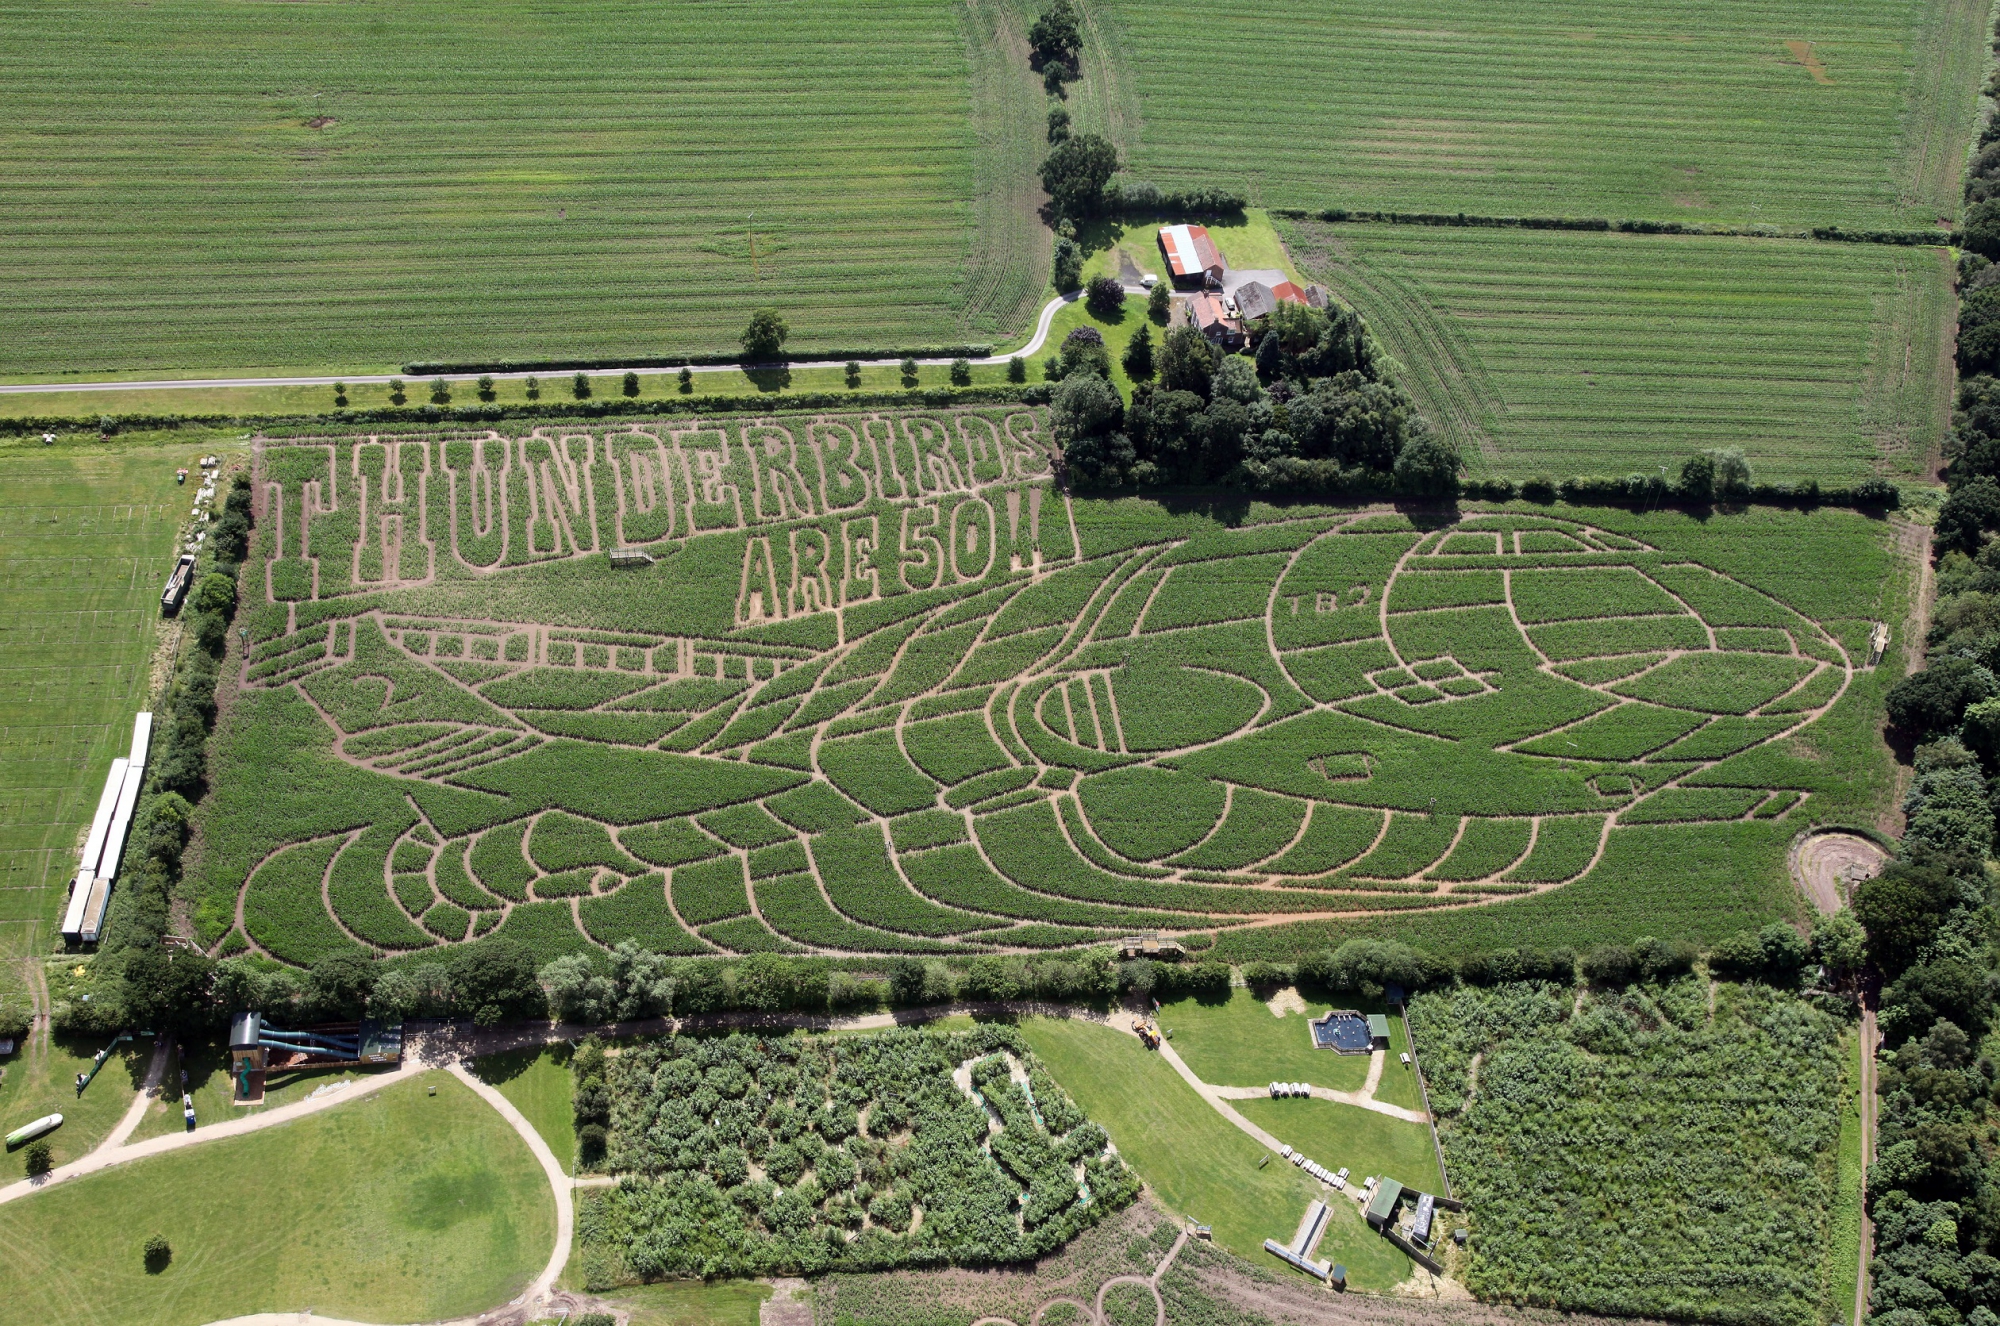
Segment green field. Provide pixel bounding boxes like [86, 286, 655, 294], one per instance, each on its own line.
[0, 446, 183, 996]
[0, 1029, 150, 1170]
[0, 1071, 555, 1326]
[1282, 220, 1956, 482]
[1094, 0, 1987, 229]
[473, 1044, 577, 1174]
[187, 417, 1906, 964]
[0, 0, 1048, 378]
[1020, 1015, 1413, 1289]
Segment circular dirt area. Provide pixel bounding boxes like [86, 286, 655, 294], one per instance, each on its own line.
[1790, 832, 1889, 915]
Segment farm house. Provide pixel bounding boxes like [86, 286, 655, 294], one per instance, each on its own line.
[1232, 278, 1309, 323]
[1188, 293, 1244, 350]
[1158, 223, 1224, 287]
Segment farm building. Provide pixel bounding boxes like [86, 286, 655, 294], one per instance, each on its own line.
[1158, 224, 1224, 288]
[1116, 933, 1186, 960]
[1233, 279, 1310, 323]
[1365, 1177, 1405, 1230]
[1188, 293, 1244, 350]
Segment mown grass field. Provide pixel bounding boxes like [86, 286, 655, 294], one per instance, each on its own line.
[0, 446, 182, 995]
[0, 1072, 554, 1326]
[0, 0, 1048, 379]
[473, 1044, 577, 1174]
[1019, 1015, 1414, 1289]
[1283, 220, 1957, 482]
[1095, 0, 1987, 229]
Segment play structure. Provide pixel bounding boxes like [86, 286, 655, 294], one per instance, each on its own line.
[1309, 1010, 1391, 1054]
[228, 1012, 403, 1104]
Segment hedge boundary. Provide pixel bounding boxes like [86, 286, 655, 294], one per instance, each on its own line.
[403, 345, 997, 376]
[0, 385, 1052, 438]
[1272, 206, 1952, 248]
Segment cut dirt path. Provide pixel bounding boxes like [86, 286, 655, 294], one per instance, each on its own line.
[1790, 831, 1889, 915]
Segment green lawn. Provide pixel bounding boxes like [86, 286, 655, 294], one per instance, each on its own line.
[0, 1071, 554, 1326]
[1095, 0, 1986, 230]
[0, 446, 182, 977]
[1154, 990, 1373, 1090]
[0, 0, 1048, 378]
[1282, 220, 1954, 483]
[473, 1044, 577, 1174]
[1234, 1097, 1443, 1200]
[1018, 1016, 1412, 1290]
[128, 1038, 372, 1144]
[0, 1029, 150, 1171]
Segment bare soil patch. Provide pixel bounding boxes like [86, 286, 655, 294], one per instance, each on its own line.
[1790, 831, 1888, 915]
[1784, 41, 1832, 84]
[1266, 987, 1309, 1018]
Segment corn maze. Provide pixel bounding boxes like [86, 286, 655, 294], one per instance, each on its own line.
[209, 408, 1868, 964]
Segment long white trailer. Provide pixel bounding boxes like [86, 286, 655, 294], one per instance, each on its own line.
[63, 713, 153, 944]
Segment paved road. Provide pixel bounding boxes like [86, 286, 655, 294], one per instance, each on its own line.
[0, 286, 1152, 398]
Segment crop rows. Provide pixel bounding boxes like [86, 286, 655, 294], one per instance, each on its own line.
[1282, 221, 1955, 482]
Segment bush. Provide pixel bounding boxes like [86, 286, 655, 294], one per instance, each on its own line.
[571, 371, 591, 399]
[679, 366, 694, 393]
[476, 374, 496, 401]
[622, 370, 640, 397]
[844, 360, 862, 389]
[429, 377, 451, 405]
[23, 1140, 50, 1177]
[524, 375, 540, 400]
[900, 357, 919, 386]
[388, 378, 406, 405]
[332, 381, 347, 408]
[949, 358, 972, 386]
[578, 1122, 608, 1164]
[142, 1234, 171, 1273]
[1052, 236, 1083, 293]
[1084, 275, 1125, 319]
[1007, 355, 1027, 383]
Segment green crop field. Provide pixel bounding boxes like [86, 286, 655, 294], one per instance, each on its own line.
[1281, 220, 1957, 483]
[186, 411, 1907, 966]
[0, 0, 1048, 379]
[0, 446, 183, 997]
[1092, 0, 1988, 229]
[0, 1071, 554, 1326]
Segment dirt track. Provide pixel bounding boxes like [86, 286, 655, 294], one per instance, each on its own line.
[1789, 831, 1889, 915]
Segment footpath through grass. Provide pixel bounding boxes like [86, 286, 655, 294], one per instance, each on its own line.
[0, 1029, 149, 1172]
[0, 1071, 554, 1326]
[1019, 1016, 1413, 1290]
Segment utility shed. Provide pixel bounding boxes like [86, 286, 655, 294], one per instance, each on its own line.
[1368, 1013, 1392, 1047]
[1365, 1177, 1404, 1230]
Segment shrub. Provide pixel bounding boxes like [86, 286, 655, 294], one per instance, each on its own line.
[1047, 105, 1070, 142]
[570, 371, 591, 399]
[900, 358, 919, 387]
[1085, 275, 1125, 319]
[23, 1140, 50, 1177]
[524, 375, 540, 400]
[429, 377, 451, 405]
[622, 370, 640, 397]
[1052, 236, 1083, 292]
[388, 377, 406, 405]
[844, 360, 862, 389]
[1579, 944, 1636, 986]
[142, 1234, 171, 1273]
[578, 1122, 608, 1164]
[476, 374, 496, 401]
[332, 381, 347, 408]
[1521, 474, 1556, 502]
[949, 358, 972, 386]
[678, 366, 694, 393]
[1007, 355, 1026, 383]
